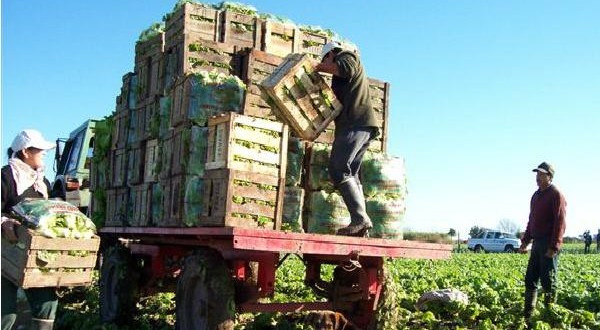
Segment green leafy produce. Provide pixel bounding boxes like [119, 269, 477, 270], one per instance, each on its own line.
[366, 196, 405, 239]
[285, 138, 304, 186]
[183, 176, 204, 227]
[217, 1, 258, 16]
[13, 199, 96, 239]
[183, 71, 245, 125]
[360, 152, 407, 199]
[137, 22, 165, 43]
[305, 190, 350, 234]
[282, 187, 303, 232]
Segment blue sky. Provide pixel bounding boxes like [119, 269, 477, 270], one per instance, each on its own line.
[2, 1, 599, 238]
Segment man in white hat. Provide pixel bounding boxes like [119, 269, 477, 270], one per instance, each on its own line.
[315, 42, 378, 237]
[519, 161, 567, 323]
[2, 129, 58, 330]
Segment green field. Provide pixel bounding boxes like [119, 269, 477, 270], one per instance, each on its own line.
[54, 252, 600, 330]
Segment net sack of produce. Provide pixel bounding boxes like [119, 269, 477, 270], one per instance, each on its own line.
[183, 176, 205, 227]
[12, 199, 96, 239]
[285, 138, 305, 186]
[282, 186, 304, 232]
[307, 164, 334, 192]
[305, 190, 350, 234]
[366, 196, 405, 239]
[360, 153, 407, 199]
[309, 143, 331, 166]
[186, 71, 246, 126]
[180, 126, 208, 176]
[416, 289, 469, 312]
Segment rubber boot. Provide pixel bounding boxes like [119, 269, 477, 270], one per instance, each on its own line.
[524, 289, 537, 322]
[31, 318, 54, 330]
[336, 178, 372, 237]
[543, 290, 556, 307]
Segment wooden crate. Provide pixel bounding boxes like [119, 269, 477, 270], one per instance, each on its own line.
[262, 21, 299, 58]
[206, 112, 288, 178]
[1, 226, 100, 288]
[129, 183, 153, 227]
[298, 28, 331, 59]
[260, 53, 342, 141]
[170, 74, 245, 127]
[116, 72, 137, 113]
[163, 34, 241, 92]
[165, 2, 221, 43]
[368, 78, 390, 153]
[313, 122, 384, 153]
[200, 169, 284, 229]
[158, 131, 174, 180]
[110, 147, 128, 188]
[163, 174, 206, 227]
[240, 49, 283, 120]
[144, 139, 159, 183]
[318, 76, 390, 153]
[134, 32, 165, 104]
[221, 9, 263, 49]
[105, 188, 129, 226]
[111, 111, 130, 149]
[126, 142, 145, 186]
[157, 178, 172, 226]
[171, 125, 208, 176]
[139, 99, 160, 140]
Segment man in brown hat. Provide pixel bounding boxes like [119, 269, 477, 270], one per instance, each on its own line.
[519, 162, 566, 322]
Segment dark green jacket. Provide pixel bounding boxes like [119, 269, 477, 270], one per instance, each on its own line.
[331, 51, 378, 133]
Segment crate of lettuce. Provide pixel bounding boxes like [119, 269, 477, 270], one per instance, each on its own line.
[1, 199, 100, 288]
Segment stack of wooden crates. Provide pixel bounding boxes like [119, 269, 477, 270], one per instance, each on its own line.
[96, 1, 391, 232]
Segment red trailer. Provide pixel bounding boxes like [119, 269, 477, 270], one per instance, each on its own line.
[98, 227, 452, 329]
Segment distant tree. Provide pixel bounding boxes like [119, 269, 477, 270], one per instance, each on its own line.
[448, 228, 456, 237]
[469, 226, 485, 238]
[497, 218, 520, 235]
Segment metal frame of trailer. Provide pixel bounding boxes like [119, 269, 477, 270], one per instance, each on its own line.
[99, 226, 452, 329]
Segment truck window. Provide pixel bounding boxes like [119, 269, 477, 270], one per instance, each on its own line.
[66, 131, 85, 173]
[486, 232, 495, 239]
[495, 232, 503, 239]
[85, 137, 94, 170]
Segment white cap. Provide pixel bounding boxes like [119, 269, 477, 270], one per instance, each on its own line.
[10, 129, 55, 157]
[320, 40, 359, 59]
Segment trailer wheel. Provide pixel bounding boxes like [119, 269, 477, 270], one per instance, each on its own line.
[176, 248, 235, 330]
[99, 245, 139, 324]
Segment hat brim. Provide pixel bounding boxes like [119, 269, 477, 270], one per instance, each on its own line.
[532, 168, 549, 174]
[31, 140, 56, 150]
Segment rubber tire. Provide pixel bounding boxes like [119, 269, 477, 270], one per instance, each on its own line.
[175, 249, 235, 330]
[99, 246, 139, 325]
[504, 245, 515, 253]
[474, 245, 484, 253]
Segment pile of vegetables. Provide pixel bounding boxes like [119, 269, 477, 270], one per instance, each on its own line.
[285, 138, 304, 186]
[90, 115, 113, 228]
[281, 187, 304, 232]
[13, 199, 96, 239]
[361, 153, 408, 239]
[305, 190, 350, 234]
[137, 22, 165, 43]
[185, 71, 246, 126]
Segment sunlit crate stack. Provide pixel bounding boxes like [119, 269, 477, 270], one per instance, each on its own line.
[97, 0, 397, 234]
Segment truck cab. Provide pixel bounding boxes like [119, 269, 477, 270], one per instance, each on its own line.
[467, 229, 521, 253]
[52, 120, 97, 213]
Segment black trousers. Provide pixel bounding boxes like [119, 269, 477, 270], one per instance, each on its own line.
[524, 239, 558, 293]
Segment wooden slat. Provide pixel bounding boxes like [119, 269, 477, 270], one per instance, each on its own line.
[232, 126, 281, 148]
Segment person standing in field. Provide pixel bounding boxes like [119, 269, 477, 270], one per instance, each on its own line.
[597, 229, 600, 252]
[583, 230, 592, 254]
[2, 129, 58, 330]
[519, 162, 567, 322]
[315, 41, 379, 237]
